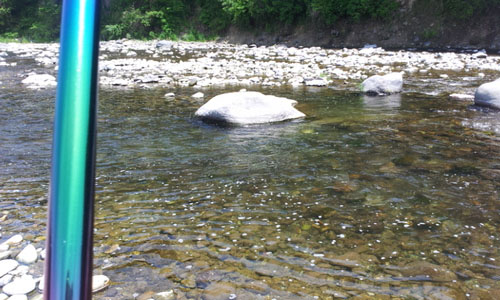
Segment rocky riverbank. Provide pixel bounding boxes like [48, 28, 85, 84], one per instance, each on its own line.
[1, 40, 500, 98]
[0, 233, 113, 300]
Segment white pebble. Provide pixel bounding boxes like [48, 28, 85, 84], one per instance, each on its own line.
[2, 275, 36, 295]
[8, 265, 29, 276]
[16, 245, 37, 264]
[191, 92, 204, 99]
[0, 253, 11, 261]
[0, 260, 18, 278]
[155, 290, 175, 300]
[92, 275, 110, 293]
[0, 275, 12, 287]
[164, 92, 175, 99]
[3, 236, 22, 246]
[0, 246, 8, 252]
[0, 293, 7, 300]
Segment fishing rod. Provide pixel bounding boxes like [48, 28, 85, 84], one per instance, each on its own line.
[45, 0, 100, 299]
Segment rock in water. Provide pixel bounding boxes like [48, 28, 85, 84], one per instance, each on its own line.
[194, 91, 305, 125]
[92, 275, 110, 293]
[3, 235, 22, 246]
[475, 78, 500, 109]
[361, 73, 403, 96]
[16, 244, 37, 264]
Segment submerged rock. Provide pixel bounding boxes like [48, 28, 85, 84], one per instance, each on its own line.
[400, 261, 457, 282]
[474, 78, 500, 109]
[194, 91, 305, 125]
[361, 73, 403, 95]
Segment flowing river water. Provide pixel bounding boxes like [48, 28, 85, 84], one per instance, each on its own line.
[0, 43, 499, 299]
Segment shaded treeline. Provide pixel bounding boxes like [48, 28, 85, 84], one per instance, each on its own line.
[0, 0, 499, 42]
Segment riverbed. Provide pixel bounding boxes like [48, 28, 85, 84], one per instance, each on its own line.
[0, 41, 499, 299]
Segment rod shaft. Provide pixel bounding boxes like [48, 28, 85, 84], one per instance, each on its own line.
[45, 0, 100, 299]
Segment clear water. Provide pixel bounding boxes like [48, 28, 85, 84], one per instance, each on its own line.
[0, 56, 499, 299]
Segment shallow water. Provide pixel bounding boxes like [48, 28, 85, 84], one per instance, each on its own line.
[1, 52, 500, 299]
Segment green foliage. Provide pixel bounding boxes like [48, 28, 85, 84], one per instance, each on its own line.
[2, 0, 500, 42]
[27, 1, 61, 41]
[180, 28, 217, 42]
[421, 28, 438, 40]
[442, 0, 500, 20]
[220, 0, 308, 26]
[197, 0, 231, 32]
[311, 0, 399, 24]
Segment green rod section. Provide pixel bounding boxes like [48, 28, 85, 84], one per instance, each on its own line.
[45, 0, 100, 299]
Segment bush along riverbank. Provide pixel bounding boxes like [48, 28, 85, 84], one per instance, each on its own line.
[1, 0, 500, 51]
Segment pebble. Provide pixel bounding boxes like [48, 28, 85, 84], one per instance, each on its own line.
[92, 275, 110, 293]
[0, 253, 11, 261]
[2, 275, 36, 295]
[3, 236, 22, 246]
[154, 290, 175, 300]
[191, 92, 204, 99]
[0, 293, 6, 300]
[0, 246, 8, 252]
[449, 93, 474, 101]
[0, 275, 12, 287]
[0, 261, 18, 278]
[9, 266, 28, 276]
[164, 92, 175, 99]
[16, 245, 37, 264]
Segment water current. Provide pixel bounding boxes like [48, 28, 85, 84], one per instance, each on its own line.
[0, 50, 499, 299]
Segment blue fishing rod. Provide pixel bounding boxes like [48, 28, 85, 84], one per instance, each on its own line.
[45, 0, 100, 299]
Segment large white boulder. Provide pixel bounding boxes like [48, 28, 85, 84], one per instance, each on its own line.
[194, 91, 305, 125]
[475, 78, 500, 109]
[361, 73, 403, 96]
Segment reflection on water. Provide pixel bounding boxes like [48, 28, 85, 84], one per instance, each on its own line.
[0, 82, 499, 299]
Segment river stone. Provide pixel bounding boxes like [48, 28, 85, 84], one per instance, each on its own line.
[153, 290, 175, 300]
[0, 275, 12, 287]
[449, 93, 474, 101]
[2, 275, 36, 295]
[192, 92, 204, 99]
[21, 74, 56, 89]
[194, 91, 306, 125]
[361, 73, 403, 95]
[0, 293, 6, 300]
[0, 253, 11, 261]
[400, 261, 457, 282]
[156, 40, 174, 49]
[92, 275, 110, 293]
[0, 261, 18, 278]
[3, 236, 22, 246]
[16, 245, 37, 265]
[474, 78, 500, 109]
